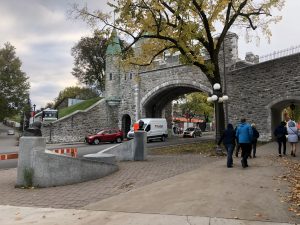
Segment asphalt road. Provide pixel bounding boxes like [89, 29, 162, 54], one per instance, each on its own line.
[0, 122, 214, 170]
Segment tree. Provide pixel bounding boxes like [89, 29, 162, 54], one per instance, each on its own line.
[71, 30, 134, 92]
[72, 0, 284, 135]
[53, 86, 98, 109]
[71, 30, 108, 92]
[0, 42, 30, 121]
[180, 92, 213, 121]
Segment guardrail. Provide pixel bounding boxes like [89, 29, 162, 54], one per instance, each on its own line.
[0, 148, 78, 160]
[259, 45, 300, 62]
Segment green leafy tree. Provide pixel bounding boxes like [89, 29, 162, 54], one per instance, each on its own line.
[0, 42, 30, 121]
[71, 30, 134, 92]
[180, 92, 213, 122]
[71, 30, 108, 92]
[72, 0, 284, 134]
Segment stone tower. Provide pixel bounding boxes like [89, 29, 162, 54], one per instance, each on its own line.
[105, 29, 122, 106]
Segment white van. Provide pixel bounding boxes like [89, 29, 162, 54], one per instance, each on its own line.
[127, 118, 168, 142]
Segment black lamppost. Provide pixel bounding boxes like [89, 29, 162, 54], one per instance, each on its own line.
[32, 104, 36, 122]
[207, 83, 229, 143]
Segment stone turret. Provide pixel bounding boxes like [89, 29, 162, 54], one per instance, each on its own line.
[105, 29, 122, 106]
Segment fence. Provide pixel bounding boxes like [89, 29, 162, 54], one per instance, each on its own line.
[259, 45, 300, 62]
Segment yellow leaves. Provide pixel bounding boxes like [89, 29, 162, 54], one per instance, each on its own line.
[276, 156, 300, 216]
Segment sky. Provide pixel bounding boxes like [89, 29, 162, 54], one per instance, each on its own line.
[0, 0, 299, 109]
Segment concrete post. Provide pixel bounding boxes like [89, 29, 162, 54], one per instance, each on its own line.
[16, 137, 46, 187]
[133, 131, 147, 160]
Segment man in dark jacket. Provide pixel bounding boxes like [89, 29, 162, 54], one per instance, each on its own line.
[236, 118, 253, 168]
[251, 123, 260, 158]
[218, 123, 236, 168]
[274, 121, 288, 156]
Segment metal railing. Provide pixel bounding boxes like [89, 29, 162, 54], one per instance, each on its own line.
[259, 45, 300, 62]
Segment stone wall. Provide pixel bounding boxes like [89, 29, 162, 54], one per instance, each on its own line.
[226, 53, 300, 141]
[42, 99, 118, 143]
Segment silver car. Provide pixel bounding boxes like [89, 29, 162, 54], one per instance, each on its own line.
[183, 127, 202, 138]
[7, 129, 15, 135]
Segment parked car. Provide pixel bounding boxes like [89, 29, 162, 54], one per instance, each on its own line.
[7, 129, 15, 135]
[183, 127, 202, 138]
[85, 129, 124, 145]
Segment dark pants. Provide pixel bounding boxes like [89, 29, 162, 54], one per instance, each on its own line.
[277, 140, 287, 155]
[235, 143, 241, 156]
[240, 143, 252, 168]
[252, 141, 257, 157]
[225, 144, 235, 167]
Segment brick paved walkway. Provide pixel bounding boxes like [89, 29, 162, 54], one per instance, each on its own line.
[0, 154, 218, 209]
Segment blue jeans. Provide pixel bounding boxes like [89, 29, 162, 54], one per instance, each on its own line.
[225, 144, 234, 167]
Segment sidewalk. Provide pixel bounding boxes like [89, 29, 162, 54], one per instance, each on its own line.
[0, 142, 299, 224]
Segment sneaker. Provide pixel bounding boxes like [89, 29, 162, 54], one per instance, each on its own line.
[279, 154, 282, 157]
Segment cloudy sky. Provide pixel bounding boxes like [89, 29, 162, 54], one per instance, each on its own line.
[0, 0, 299, 109]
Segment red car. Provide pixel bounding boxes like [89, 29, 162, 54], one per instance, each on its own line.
[85, 129, 124, 145]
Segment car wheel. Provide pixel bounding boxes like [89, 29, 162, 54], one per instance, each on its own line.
[116, 137, 122, 143]
[93, 138, 100, 145]
[161, 135, 166, 142]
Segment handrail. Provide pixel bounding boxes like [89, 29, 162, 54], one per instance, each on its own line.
[259, 45, 300, 62]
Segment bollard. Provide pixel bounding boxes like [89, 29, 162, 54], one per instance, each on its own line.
[133, 130, 147, 161]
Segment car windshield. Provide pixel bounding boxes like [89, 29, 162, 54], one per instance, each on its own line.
[186, 128, 195, 131]
[97, 130, 107, 134]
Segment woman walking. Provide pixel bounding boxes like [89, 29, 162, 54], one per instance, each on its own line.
[287, 119, 298, 157]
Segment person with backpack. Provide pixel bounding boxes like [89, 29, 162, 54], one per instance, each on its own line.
[251, 123, 260, 158]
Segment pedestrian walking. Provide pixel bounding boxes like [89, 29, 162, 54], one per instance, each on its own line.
[274, 121, 288, 157]
[218, 123, 236, 168]
[287, 119, 298, 157]
[236, 118, 253, 168]
[251, 123, 260, 158]
[235, 123, 241, 157]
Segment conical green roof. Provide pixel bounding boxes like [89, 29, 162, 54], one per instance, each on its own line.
[106, 29, 122, 55]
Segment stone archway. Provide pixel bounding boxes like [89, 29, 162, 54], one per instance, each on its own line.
[121, 114, 131, 138]
[141, 80, 211, 118]
[140, 80, 211, 129]
[267, 96, 300, 140]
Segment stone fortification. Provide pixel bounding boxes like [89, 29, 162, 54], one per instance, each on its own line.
[227, 53, 300, 140]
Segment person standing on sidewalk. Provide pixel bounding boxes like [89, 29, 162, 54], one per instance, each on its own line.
[274, 121, 288, 157]
[287, 119, 298, 157]
[251, 123, 260, 158]
[236, 118, 253, 168]
[217, 123, 236, 168]
[234, 123, 241, 157]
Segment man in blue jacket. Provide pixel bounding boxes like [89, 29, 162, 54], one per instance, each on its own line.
[236, 118, 253, 168]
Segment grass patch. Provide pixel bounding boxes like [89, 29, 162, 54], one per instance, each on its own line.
[149, 141, 220, 156]
[58, 97, 102, 118]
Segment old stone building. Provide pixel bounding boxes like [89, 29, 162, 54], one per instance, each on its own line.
[42, 31, 300, 143]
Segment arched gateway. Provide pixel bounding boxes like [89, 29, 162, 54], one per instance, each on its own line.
[42, 32, 300, 143]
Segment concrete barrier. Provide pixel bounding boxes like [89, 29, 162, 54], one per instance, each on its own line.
[100, 140, 135, 161]
[32, 151, 118, 187]
[16, 137, 118, 188]
[98, 133, 147, 161]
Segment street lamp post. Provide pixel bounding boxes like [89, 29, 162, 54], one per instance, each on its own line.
[32, 104, 36, 123]
[207, 83, 229, 143]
